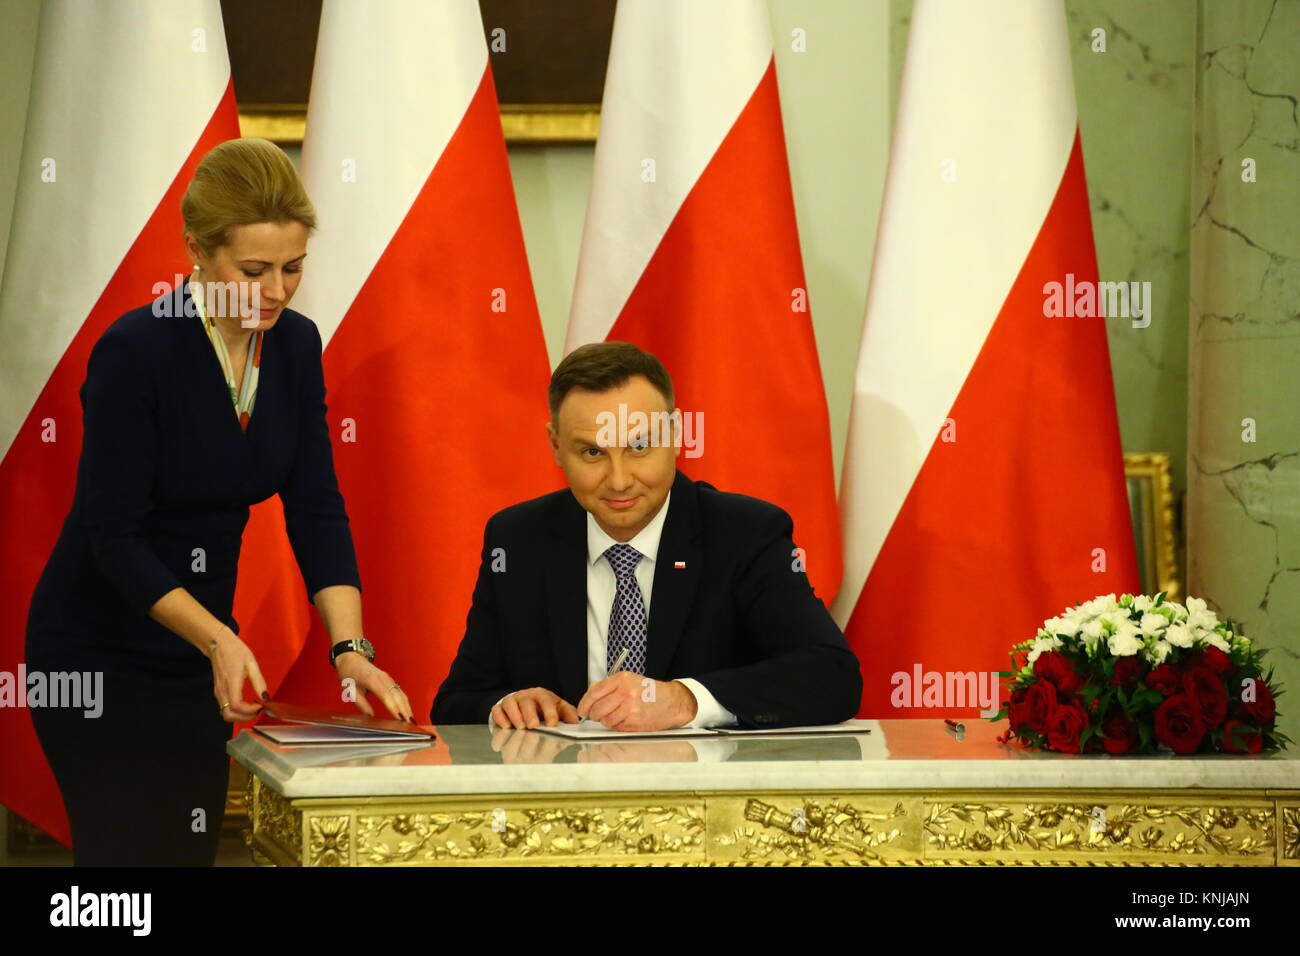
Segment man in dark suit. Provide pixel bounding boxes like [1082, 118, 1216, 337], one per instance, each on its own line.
[431, 341, 861, 731]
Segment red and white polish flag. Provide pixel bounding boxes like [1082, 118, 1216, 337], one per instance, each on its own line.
[833, 0, 1139, 717]
[0, 0, 239, 844]
[566, 0, 842, 604]
[256, 0, 558, 715]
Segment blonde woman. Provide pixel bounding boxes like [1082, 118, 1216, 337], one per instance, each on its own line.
[25, 138, 412, 865]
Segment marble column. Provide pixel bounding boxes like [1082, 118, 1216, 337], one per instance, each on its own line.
[1187, 0, 1300, 743]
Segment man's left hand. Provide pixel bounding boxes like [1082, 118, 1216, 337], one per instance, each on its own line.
[577, 672, 698, 731]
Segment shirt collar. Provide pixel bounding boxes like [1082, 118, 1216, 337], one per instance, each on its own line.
[586, 490, 672, 567]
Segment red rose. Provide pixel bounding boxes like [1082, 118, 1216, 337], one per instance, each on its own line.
[1146, 663, 1181, 697]
[1111, 657, 1143, 687]
[1046, 699, 1089, 753]
[1189, 646, 1232, 677]
[1033, 651, 1084, 694]
[1018, 680, 1058, 734]
[1239, 681, 1275, 725]
[1220, 720, 1263, 754]
[1007, 686, 1030, 734]
[1182, 666, 1228, 730]
[1101, 713, 1139, 755]
[1154, 694, 1206, 754]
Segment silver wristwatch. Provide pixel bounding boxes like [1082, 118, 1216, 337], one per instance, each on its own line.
[330, 637, 375, 666]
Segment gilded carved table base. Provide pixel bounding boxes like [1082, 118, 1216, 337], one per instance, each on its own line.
[242, 775, 1300, 867]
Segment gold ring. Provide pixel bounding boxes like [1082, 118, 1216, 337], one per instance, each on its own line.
[220, 700, 230, 712]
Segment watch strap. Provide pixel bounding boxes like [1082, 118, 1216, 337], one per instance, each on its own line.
[330, 638, 374, 666]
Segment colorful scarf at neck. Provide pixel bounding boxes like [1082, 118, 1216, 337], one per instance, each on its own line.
[189, 275, 263, 431]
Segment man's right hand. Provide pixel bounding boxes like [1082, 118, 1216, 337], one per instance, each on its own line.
[491, 687, 581, 729]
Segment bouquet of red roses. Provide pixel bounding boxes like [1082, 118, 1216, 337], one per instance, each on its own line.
[991, 592, 1289, 755]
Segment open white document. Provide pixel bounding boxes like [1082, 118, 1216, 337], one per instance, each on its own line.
[532, 719, 873, 740]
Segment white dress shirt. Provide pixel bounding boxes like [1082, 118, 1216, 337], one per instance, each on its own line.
[489, 490, 738, 729]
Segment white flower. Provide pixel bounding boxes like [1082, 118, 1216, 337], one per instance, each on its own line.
[1199, 629, 1231, 653]
[1143, 639, 1172, 664]
[1087, 593, 1120, 615]
[1062, 605, 1092, 630]
[1109, 627, 1142, 657]
[1185, 596, 1220, 631]
[1079, 594, 1114, 618]
[1043, 615, 1082, 638]
[1139, 612, 1168, 636]
[1102, 609, 1133, 630]
[1027, 634, 1063, 663]
[1133, 595, 1155, 613]
[1165, 623, 1193, 647]
[1081, 618, 1105, 645]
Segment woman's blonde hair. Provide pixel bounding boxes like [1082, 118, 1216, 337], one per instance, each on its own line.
[180, 138, 316, 256]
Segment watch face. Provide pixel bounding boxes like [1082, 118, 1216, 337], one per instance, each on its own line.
[358, 638, 375, 660]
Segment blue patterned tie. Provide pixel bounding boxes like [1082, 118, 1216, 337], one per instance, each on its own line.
[605, 543, 647, 674]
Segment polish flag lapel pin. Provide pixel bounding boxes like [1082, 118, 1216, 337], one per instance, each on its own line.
[673, 560, 686, 569]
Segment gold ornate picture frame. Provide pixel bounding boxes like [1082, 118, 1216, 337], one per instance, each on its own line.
[224, 0, 612, 145]
[237, 104, 601, 146]
[1123, 452, 1181, 602]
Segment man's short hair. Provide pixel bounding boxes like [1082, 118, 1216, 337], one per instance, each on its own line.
[548, 341, 675, 423]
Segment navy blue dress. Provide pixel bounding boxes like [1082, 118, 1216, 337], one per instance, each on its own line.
[25, 279, 360, 865]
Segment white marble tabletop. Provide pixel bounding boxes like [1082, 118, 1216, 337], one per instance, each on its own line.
[227, 718, 1300, 799]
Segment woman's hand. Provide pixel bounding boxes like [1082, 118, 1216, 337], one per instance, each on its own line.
[209, 626, 267, 723]
[333, 652, 415, 723]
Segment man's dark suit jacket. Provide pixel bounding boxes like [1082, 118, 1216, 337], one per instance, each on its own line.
[431, 470, 862, 728]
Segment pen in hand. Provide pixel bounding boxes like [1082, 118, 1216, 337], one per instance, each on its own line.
[606, 647, 630, 678]
[576, 647, 632, 726]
